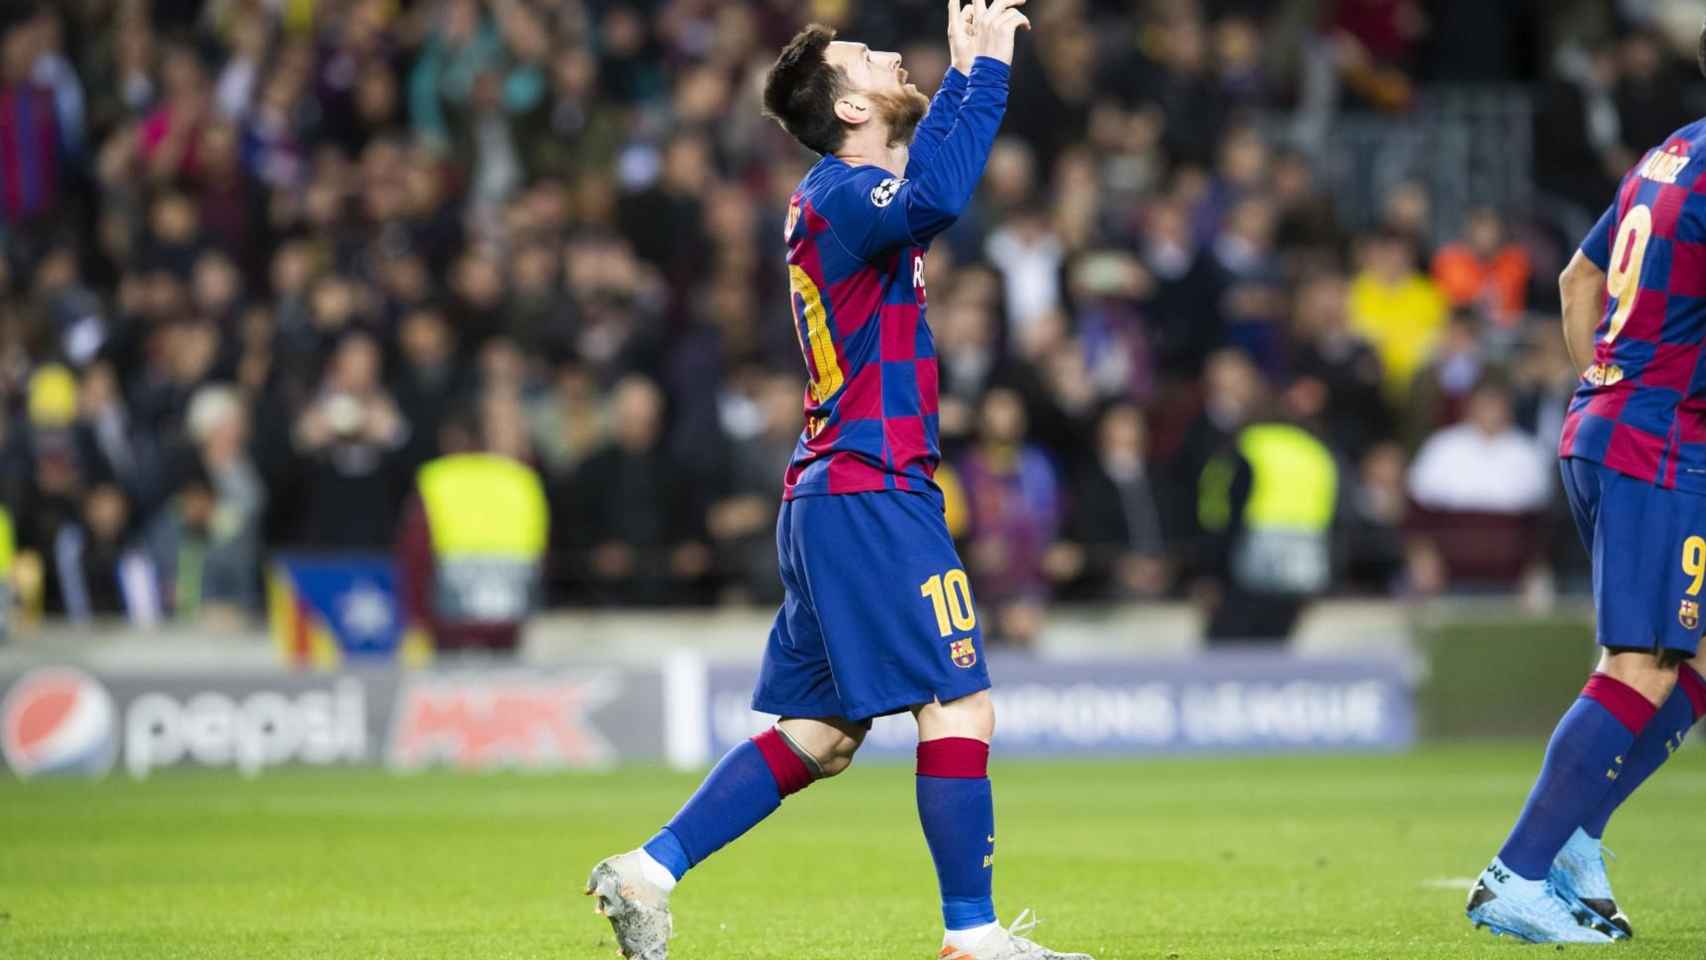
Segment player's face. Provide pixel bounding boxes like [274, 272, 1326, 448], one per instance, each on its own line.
[825, 40, 929, 146]
[825, 40, 916, 98]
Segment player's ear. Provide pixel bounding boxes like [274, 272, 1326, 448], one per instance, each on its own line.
[834, 94, 871, 127]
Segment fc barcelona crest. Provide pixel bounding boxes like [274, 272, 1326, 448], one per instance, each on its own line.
[1681, 599, 1700, 631]
[948, 638, 978, 669]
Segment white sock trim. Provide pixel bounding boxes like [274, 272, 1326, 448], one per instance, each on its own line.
[634, 849, 679, 892]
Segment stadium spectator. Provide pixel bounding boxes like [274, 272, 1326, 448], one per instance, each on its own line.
[985, 203, 1064, 341]
[1408, 378, 1552, 514]
[555, 374, 709, 606]
[529, 360, 606, 479]
[1166, 349, 1264, 549]
[1194, 402, 1340, 643]
[1326, 0, 1425, 111]
[1405, 311, 1489, 443]
[1341, 441, 1410, 593]
[1348, 227, 1448, 402]
[74, 359, 161, 512]
[1432, 208, 1533, 328]
[1532, 41, 1623, 215]
[1406, 377, 1554, 590]
[55, 481, 157, 625]
[152, 384, 264, 620]
[707, 372, 800, 606]
[391, 304, 473, 475]
[1287, 270, 1391, 460]
[957, 388, 1063, 646]
[0, 9, 65, 229]
[1142, 197, 1227, 377]
[293, 332, 408, 548]
[395, 409, 547, 654]
[1213, 196, 1288, 373]
[139, 43, 212, 185]
[1614, 28, 1690, 157]
[1051, 402, 1167, 603]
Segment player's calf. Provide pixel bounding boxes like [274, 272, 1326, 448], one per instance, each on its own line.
[911, 693, 1089, 958]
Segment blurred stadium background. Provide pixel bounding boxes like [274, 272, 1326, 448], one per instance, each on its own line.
[4, 0, 1706, 957]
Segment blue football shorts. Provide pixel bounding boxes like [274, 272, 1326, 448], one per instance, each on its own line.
[752, 490, 992, 722]
[1562, 457, 1706, 656]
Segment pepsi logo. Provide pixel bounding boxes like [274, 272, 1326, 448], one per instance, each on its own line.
[1, 667, 117, 778]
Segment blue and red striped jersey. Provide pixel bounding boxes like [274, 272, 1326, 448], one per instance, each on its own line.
[780, 59, 1010, 499]
[1563, 118, 1706, 493]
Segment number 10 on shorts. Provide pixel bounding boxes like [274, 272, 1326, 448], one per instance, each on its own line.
[920, 569, 977, 637]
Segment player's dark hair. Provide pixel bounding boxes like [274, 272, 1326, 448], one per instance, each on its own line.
[1699, 20, 1706, 78]
[762, 24, 850, 156]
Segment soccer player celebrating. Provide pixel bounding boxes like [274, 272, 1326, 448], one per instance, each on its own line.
[586, 3, 1094, 959]
[1464, 22, 1706, 946]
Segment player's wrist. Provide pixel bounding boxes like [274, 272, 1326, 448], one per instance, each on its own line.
[968, 56, 1012, 79]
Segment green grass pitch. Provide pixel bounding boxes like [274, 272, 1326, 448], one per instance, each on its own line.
[3, 743, 1703, 958]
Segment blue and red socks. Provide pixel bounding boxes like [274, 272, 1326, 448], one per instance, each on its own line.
[1581, 664, 1706, 840]
[641, 728, 816, 885]
[917, 737, 999, 947]
[1497, 674, 1657, 880]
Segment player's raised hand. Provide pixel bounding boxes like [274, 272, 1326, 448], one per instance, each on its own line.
[973, 0, 1030, 65]
[947, 0, 977, 74]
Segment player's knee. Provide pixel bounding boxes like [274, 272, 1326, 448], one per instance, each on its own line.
[1597, 648, 1680, 706]
[815, 726, 864, 778]
[776, 717, 866, 779]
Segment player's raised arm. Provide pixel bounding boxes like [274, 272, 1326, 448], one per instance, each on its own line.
[905, 0, 997, 174]
[844, 0, 1031, 258]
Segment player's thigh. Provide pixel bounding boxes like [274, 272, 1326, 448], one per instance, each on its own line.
[1560, 457, 1602, 555]
[790, 492, 991, 719]
[752, 502, 845, 718]
[1591, 470, 1706, 656]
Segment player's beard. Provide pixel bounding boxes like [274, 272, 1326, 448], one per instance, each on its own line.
[870, 87, 930, 147]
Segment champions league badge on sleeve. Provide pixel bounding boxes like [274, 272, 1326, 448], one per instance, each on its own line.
[869, 177, 906, 208]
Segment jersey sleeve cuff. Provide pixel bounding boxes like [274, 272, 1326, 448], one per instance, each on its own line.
[968, 58, 1011, 87]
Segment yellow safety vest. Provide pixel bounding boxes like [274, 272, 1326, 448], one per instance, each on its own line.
[0, 506, 15, 578]
[1237, 424, 1337, 534]
[417, 454, 548, 623]
[0, 506, 13, 637]
[1200, 424, 1337, 595]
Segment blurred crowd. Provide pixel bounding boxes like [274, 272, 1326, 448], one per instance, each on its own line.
[2, 0, 1706, 638]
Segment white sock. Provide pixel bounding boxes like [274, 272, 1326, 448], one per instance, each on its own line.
[1487, 857, 1542, 893]
[633, 849, 679, 892]
[943, 921, 1001, 952]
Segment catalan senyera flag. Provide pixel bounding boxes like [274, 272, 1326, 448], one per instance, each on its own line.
[269, 555, 426, 669]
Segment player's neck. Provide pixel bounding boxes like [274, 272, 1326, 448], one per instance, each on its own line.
[835, 131, 908, 178]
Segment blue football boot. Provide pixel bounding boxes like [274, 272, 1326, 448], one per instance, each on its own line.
[1465, 857, 1616, 944]
[1550, 829, 1633, 940]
